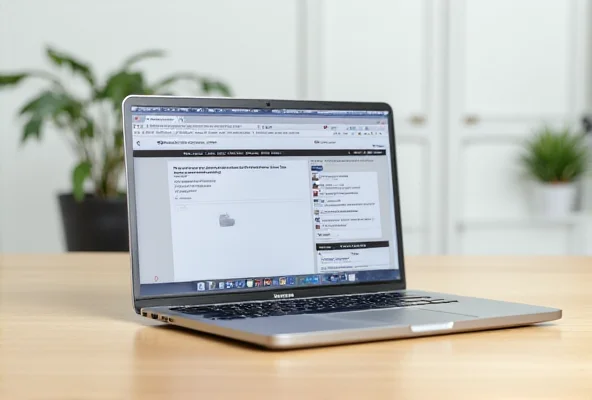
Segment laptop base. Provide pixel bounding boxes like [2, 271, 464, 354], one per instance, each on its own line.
[143, 290, 561, 349]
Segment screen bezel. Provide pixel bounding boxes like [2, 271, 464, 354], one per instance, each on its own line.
[122, 95, 407, 313]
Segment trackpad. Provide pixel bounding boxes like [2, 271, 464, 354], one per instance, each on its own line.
[321, 308, 475, 326]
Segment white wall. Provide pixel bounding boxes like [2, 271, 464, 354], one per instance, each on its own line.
[0, 0, 301, 252]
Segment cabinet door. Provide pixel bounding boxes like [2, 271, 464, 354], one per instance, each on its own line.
[447, 0, 588, 254]
[307, 0, 446, 254]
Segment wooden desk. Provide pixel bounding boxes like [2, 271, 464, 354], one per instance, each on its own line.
[0, 254, 591, 399]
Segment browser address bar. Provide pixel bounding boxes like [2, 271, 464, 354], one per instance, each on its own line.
[135, 123, 343, 130]
[134, 127, 302, 136]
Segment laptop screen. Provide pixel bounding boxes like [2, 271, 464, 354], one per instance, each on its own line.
[130, 105, 401, 296]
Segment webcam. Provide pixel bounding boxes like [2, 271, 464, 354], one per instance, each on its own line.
[266, 102, 271, 107]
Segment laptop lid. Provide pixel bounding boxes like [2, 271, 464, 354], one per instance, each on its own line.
[122, 96, 406, 312]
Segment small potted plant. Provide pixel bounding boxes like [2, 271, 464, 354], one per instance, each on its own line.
[520, 126, 589, 217]
[0, 47, 231, 251]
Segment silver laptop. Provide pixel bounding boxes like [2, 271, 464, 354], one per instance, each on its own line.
[122, 95, 561, 349]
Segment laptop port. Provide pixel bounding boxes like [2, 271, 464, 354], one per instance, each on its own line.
[142, 312, 147, 317]
[151, 313, 158, 320]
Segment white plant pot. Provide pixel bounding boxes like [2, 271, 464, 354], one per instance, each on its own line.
[581, 176, 592, 213]
[532, 182, 577, 217]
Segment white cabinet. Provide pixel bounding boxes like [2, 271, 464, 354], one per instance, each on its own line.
[307, 0, 590, 255]
[315, 0, 427, 115]
[306, 0, 446, 254]
[460, 0, 572, 117]
[447, 0, 589, 254]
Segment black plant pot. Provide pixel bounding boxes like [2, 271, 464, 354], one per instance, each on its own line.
[58, 193, 129, 252]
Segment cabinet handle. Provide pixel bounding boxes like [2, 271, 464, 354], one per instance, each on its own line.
[464, 115, 480, 125]
[409, 115, 427, 125]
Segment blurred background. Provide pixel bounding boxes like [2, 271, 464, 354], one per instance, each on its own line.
[1, 0, 592, 255]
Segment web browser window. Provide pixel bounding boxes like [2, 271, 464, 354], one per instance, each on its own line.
[130, 106, 401, 296]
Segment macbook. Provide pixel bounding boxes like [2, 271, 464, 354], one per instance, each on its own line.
[122, 96, 561, 349]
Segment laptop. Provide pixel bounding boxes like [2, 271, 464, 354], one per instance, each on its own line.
[122, 95, 561, 349]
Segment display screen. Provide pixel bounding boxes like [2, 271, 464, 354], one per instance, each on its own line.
[130, 106, 401, 296]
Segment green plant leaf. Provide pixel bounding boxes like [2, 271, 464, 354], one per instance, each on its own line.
[121, 50, 165, 70]
[19, 90, 84, 142]
[46, 47, 95, 86]
[22, 115, 43, 142]
[72, 161, 92, 201]
[201, 79, 232, 96]
[114, 129, 124, 148]
[80, 117, 94, 138]
[0, 70, 65, 90]
[0, 73, 29, 87]
[151, 72, 197, 92]
[19, 90, 77, 116]
[151, 73, 232, 96]
[519, 126, 589, 183]
[18, 91, 84, 142]
[96, 71, 149, 109]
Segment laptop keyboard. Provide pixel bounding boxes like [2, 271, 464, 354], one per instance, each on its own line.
[170, 292, 458, 320]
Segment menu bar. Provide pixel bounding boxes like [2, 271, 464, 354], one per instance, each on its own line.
[133, 149, 387, 158]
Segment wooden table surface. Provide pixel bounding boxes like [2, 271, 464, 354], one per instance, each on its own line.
[0, 254, 591, 399]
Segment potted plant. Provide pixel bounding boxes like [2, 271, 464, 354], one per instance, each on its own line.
[0, 47, 231, 251]
[519, 126, 589, 217]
